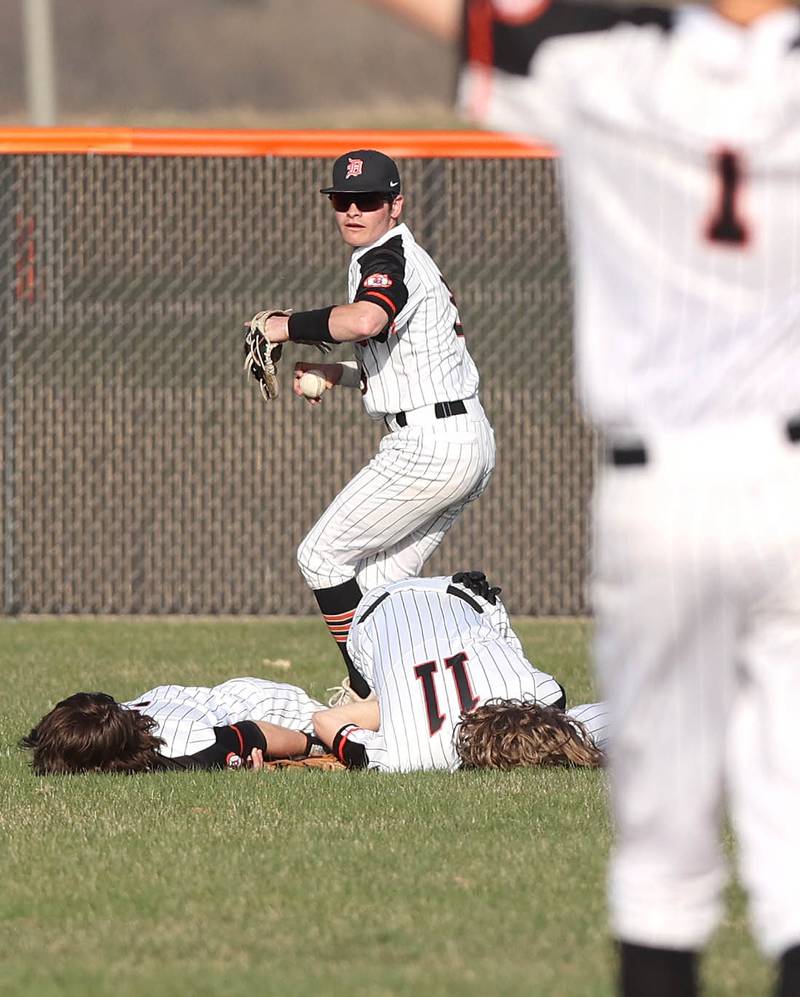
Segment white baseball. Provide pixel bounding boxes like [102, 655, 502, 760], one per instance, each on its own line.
[298, 370, 328, 400]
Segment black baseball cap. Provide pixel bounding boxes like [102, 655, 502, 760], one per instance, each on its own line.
[320, 149, 402, 196]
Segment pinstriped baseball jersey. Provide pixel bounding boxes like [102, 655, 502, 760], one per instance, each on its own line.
[122, 678, 323, 759]
[459, 3, 800, 432]
[568, 702, 609, 753]
[348, 223, 480, 418]
[344, 576, 565, 772]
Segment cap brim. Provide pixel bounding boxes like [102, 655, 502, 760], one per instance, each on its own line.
[319, 186, 397, 194]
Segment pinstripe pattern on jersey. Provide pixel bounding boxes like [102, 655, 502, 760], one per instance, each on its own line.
[356, 590, 391, 624]
[462, 4, 800, 430]
[345, 577, 564, 772]
[122, 678, 323, 759]
[568, 702, 609, 752]
[348, 223, 480, 417]
[297, 413, 495, 591]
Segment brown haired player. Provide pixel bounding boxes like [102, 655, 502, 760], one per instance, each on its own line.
[308, 571, 572, 773]
[22, 678, 326, 774]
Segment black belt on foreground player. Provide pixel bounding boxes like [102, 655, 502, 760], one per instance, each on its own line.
[385, 399, 467, 430]
[606, 416, 800, 468]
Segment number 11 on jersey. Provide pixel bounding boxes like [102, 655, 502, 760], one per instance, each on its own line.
[414, 651, 479, 736]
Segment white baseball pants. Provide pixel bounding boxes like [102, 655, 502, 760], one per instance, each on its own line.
[593, 416, 800, 957]
[297, 398, 495, 593]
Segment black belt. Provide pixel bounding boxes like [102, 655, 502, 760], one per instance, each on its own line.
[607, 444, 648, 467]
[609, 417, 800, 468]
[394, 399, 467, 429]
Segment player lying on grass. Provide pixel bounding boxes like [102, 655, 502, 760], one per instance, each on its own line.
[21, 678, 329, 774]
[310, 695, 607, 773]
[301, 571, 601, 773]
[454, 699, 606, 769]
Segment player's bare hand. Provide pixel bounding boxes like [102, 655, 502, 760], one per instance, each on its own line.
[293, 362, 340, 406]
[248, 747, 265, 770]
[244, 310, 291, 344]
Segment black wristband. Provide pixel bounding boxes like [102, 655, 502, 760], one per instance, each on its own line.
[288, 306, 336, 344]
[232, 720, 268, 756]
[331, 724, 368, 769]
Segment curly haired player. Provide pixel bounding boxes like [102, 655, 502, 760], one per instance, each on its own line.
[454, 699, 606, 770]
[244, 150, 495, 706]
[22, 678, 327, 774]
[310, 572, 570, 773]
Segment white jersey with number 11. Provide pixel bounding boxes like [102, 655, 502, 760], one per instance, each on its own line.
[344, 576, 565, 772]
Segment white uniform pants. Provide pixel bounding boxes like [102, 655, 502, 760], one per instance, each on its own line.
[297, 400, 495, 592]
[593, 417, 800, 957]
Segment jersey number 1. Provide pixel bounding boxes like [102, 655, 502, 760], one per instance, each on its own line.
[414, 651, 479, 736]
[706, 150, 748, 247]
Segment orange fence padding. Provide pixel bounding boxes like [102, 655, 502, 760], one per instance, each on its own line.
[0, 127, 554, 159]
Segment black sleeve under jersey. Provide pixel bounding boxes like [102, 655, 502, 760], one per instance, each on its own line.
[460, 0, 673, 77]
[353, 235, 410, 339]
[154, 720, 267, 771]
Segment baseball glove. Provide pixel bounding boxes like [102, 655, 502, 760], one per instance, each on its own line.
[244, 309, 334, 403]
[263, 753, 345, 771]
[243, 310, 287, 401]
[452, 570, 502, 605]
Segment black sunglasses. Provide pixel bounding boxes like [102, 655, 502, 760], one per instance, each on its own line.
[329, 192, 392, 213]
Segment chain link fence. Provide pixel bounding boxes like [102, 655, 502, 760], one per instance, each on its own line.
[0, 152, 594, 615]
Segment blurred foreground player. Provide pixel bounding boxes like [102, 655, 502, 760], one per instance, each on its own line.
[310, 572, 568, 772]
[243, 150, 494, 705]
[23, 678, 324, 773]
[457, 0, 800, 993]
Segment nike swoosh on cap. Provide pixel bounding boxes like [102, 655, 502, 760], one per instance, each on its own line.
[390, 181, 400, 187]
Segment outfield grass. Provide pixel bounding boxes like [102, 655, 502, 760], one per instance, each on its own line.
[0, 618, 773, 996]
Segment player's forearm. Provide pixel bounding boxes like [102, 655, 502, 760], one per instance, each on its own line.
[254, 721, 310, 758]
[335, 360, 362, 388]
[298, 361, 360, 387]
[261, 302, 387, 345]
[312, 701, 380, 748]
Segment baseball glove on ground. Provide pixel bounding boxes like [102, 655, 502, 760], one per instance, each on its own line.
[243, 310, 287, 401]
[263, 754, 345, 771]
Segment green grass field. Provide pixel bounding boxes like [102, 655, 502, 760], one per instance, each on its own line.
[0, 618, 773, 996]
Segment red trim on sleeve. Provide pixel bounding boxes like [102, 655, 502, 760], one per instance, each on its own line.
[365, 290, 397, 314]
[230, 724, 245, 757]
[336, 724, 358, 764]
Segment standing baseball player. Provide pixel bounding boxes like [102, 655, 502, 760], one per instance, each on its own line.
[244, 150, 495, 704]
[310, 571, 567, 772]
[457, 0, 800, 993]
[22, 677, 326, 773]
